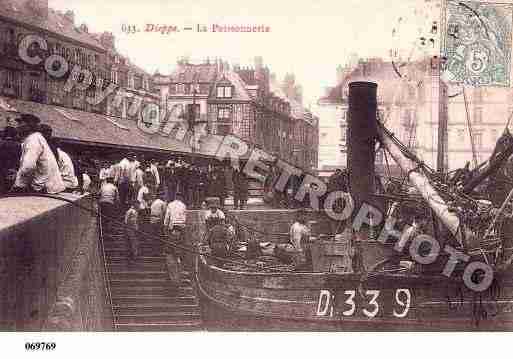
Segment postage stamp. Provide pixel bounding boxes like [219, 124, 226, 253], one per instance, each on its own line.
[442, 0, 513, 87]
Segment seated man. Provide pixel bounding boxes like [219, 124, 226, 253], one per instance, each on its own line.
[12, 114, 65, 194]
[275, 212, 311, 268]
[206, 218, 235, 263]
[0, 126, 21, 194]
[204, 197, 226, 230]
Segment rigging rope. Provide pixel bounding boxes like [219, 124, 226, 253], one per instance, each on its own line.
[462, 87, 479, 169]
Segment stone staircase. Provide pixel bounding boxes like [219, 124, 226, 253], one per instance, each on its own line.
[101, 221, 203, 331]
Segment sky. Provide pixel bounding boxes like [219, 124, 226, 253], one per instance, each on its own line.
[48, 0, 442, 108]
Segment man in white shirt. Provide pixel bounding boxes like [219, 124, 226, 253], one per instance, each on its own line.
[163, 193, 187, 288]
[150, 159, 161, 188]
[116, 156, 131, 208]
[82, 171, 92, 193]
[274, 212, 311, 267]
[12, 114, 65, 194]
[149, 194, 167, 239]
[164, 193, 187, 231]
[289, 215, 310, 253]
[99, 162, 111, 187]
[128, 154, 140, 202]
[137, 184, 151, 235]
[204, 198, 226, 230]
[98, 177, 119, 229]
[286, 213, 311, 268]
[137, 184, 150, 211]
[134, 165, 145, 194]
[56, 147, 79, 191]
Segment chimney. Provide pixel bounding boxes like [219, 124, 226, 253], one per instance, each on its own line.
[100, 32, 115, 49]
[336, 65, 345, 84]
[27, 0, 48, 19]
[254, 56, 263, 71]
[64, 10, 75, 24]
[348, 81, 381, 217]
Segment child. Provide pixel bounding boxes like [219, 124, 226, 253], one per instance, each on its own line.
[124, 200, 139, 261]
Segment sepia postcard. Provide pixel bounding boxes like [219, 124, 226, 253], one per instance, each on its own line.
[1, 0, 513, 356]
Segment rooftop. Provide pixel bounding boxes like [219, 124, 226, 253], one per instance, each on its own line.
[0, 0, 105, 51]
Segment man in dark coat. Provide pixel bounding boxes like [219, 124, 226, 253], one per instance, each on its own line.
[209, 165, 227, 208]
[233, 167, 249, 210]
[0, 126, 21, 194]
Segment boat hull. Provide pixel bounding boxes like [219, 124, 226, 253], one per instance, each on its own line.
[195, 256, 513, 331]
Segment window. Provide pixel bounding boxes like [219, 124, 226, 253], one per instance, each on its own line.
[86, 85, 96, 99]
[491, 129, 498, 142]
[474, 107, 483, 124]
[457, 129, 465, 142]
[402, 108, 413, 128]
[111, 70, 118, 84]
[2, 70, 20, 96]
[341, 125, 347, 142]
[128, 73, 134, 88]
[408, 86, 416, 99]
[217, 86, 232, 98]
[30, 77, 44, 102]
[474, 132, 482, 149]
[1, 28, 16, 55]
[217, 107, 232, 135]
[49, 80, 64, 104]
[187, 103, 200, 122]
[177, 83, 184, 94]
[475, 88, 483, 103]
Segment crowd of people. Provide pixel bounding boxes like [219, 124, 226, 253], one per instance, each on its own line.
[0, 114, 355, 282]
[0, 113, 251, 208]
[96, 155, 250, 211]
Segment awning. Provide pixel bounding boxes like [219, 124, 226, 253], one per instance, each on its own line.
[0, 96, 225, 159]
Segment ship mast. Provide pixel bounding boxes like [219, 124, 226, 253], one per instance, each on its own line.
[434, 58, 449, 173]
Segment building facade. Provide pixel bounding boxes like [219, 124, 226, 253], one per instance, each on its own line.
[319, 56, 513, 171]
[153, 57, 319, 171]
[0, 0, 158, 124]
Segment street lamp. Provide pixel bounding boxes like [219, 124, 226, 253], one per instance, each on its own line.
[188, 87, 208, 153]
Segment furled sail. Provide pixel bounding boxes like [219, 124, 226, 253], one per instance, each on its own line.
[376, 121, 463, 244]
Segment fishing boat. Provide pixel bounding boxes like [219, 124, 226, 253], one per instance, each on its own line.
[195, 82, 513, 331]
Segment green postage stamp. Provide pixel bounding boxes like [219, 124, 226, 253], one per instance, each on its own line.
[442, 0, 513, 87]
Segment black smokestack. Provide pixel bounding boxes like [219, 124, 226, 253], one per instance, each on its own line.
[348, 81, 378, 216]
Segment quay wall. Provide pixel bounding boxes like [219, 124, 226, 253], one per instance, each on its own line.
[0, 194, 113, 331]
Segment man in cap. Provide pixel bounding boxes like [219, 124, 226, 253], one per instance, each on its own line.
[115, 154, 131, 209]
[162, 160, 176, 202]
[0, 125, 21, 194]
[233, 166, 249, 210]
[39, 124, 82, 192]
[12, 114, 65, 194]
[163, 192, 187, 289]
[204, 197, 226, 230]
[127, 153, 140, 202]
